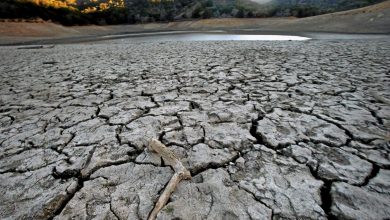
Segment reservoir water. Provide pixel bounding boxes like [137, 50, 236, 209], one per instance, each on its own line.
[100, 32, 311, 42]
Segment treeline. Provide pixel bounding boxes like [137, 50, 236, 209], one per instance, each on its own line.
[0, 0, 130, 25]
[0, 0, 385, 26]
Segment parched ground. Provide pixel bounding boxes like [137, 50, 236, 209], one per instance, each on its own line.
[0, 38, 389, 220]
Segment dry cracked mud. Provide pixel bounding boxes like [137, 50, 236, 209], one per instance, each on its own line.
[0, 38, 389, 220]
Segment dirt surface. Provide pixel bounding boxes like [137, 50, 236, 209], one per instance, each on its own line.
[0, 36, 389, 219]
[0, 1, 389, 45]
[0, 2, 389, 219]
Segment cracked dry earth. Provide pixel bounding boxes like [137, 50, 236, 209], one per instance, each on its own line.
[0, 38, 389, 220]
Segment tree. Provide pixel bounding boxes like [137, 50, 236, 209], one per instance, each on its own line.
[236, 8, 244, 18]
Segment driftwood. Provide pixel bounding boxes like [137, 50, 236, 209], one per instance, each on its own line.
[17, 45, 55, 50]
[147, 139, 191, 220]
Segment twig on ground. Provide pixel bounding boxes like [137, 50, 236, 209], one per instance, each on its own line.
[147, 139, 191, 220]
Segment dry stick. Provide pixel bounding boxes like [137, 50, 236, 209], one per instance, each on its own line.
[147, 139, 191, 220]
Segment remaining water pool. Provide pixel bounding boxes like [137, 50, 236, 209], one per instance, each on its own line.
[100, 32, 311, 42]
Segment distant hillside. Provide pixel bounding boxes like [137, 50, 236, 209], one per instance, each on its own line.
[0, 0, 386, 25]
[97, 0, 388, 20]
[270, 0, 387, 15]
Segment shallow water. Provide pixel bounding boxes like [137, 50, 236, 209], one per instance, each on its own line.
[101, 32, 311, 42]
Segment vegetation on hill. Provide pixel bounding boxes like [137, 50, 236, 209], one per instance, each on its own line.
[0, 0, 130, 25]
[0, 0, 385, 25]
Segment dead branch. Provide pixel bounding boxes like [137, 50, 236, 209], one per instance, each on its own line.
[147, 139, 191, 220]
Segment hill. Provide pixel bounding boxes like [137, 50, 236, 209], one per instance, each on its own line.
[0, 0, 386, 25]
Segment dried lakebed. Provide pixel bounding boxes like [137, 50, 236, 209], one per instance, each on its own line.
[0, 39, 389, 219]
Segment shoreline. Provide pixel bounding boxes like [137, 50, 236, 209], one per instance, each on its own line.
[1, 29, 389, 46]
[0, 1, 389, 45]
